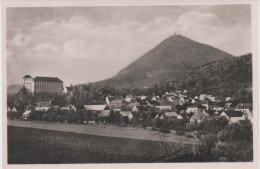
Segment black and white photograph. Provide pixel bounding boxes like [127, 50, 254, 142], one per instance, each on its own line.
[2, 0, 259, 168]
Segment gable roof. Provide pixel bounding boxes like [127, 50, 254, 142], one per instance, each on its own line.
[99, 110, 111, 117]
[110, 99, 123, 105]
[109, 104, 122, 110]
[157, 101, 173, 106]
[165, 112, 178, 118]
[84, 105, 107, 111]
[37, 101, 51, 107]
[23, 75, 32, 78]
[197, 104, 207, 109]
[190, 112, 208, 121]
[225, 103, 232, 106]
[34, 76, 63, 83]
[23, 110, 31, 116]
[205, 110, 216, 116]
[120, 111, 132, 117]
[125, 102, 140, 109]
[177, 114, 184, 119]
[224, 110, 244, 117]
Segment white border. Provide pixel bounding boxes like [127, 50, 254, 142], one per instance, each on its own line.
[1, 1, 259, 169]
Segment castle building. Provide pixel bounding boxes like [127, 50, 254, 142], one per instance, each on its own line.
[23, 75, 64, 93]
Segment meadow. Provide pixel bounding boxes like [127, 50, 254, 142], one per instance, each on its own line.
[8, 126, 196, 164]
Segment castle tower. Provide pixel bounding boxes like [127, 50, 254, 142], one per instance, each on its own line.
[23, 75, 34, 92]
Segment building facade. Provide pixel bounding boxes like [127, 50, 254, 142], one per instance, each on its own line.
[23, 75, 63, 93]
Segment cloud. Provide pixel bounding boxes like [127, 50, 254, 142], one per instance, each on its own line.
[177, 11, 220, 27]
[34, 43, 61, 54]
[8, 33, 32, 48]
[7, 9, 251, 86]
[175, 11, 251, 56]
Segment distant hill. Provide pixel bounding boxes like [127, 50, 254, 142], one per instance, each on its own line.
[94, 34, 234, 88]
[7, 84, 23, 95]
[177, 53, 252, 100]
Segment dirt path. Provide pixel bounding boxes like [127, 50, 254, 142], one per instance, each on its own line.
[7, 120, 197, 144]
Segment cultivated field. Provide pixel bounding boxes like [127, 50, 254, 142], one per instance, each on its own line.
[8, 126, 197, 164]
[7, 120, 196, 144]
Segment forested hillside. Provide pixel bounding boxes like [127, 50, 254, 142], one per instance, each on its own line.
[177, 54, 252, 101]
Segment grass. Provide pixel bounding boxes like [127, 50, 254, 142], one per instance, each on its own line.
[8, 126, 194, 164]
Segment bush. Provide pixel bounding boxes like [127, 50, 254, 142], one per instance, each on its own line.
[7, 111, 15, 120]
[159, 125, 170, 133]
[186, 134, 193, 138]
[176, 130, 185, 136]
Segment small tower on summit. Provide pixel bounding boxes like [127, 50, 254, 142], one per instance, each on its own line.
[23, 75, 34, 92]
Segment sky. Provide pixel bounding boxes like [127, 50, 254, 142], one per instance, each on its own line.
[6, 5, 251, 86]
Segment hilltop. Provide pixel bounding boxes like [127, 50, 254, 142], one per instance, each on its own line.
[94, 34, 234, 88]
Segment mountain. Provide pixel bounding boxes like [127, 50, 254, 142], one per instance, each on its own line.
[177, 53, 252, 101]
[7, 84, 23, 95]
[95, 34, 234, 88]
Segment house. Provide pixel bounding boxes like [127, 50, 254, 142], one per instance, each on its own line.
[98, 110, 111, 123]
[191, 99, 196, 104]
[105, 96, 115, 105]
[165, 112, 178, 118]
[183, 89, 187, 94]
[99, 110, 110, 117]
[186, 105, 197, 114]
[206, 110, 220, 117]
[108, 99, 123, 111]
[198, 100, 209, 110]
[199, 94, 207, 101]
[177, 114, 184, 120]
[7, 106, 11, 112]
[208, 96, 216, 102]
[194, 96, 199, 100]
[235, 103, 252, 114]
[176, 91, 182, 95]
[224, 103, 233, 109]
[190, 111, 209, 123]
[179, 97, 185, 104]
[11, 107, 17, 112]
[60, 105, 77, 112]
[22, 110, 31, 120]
[151, 96, 157, 101]
[123, 102, 140, 111]
[211, 105, 224, 111]
[35, 101, 51, 111]
[219, 110, 245, 124]
[84, 104, 109, 113]
[168, 97, 174, 102]
[166, 91, 176, 96]
[120, 111, 133, 123]
[197, 104, 207, 113]
[135, 105, 152, 112]
[132, 106, 139, 112]
[205, 110, 220, 120]
[225, 97, 232, 102]
[137, 96, 147, 100]
[155, 101, 173, 111]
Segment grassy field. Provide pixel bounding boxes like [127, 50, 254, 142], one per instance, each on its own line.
[8, 126, 196, 164]
[8, 120, 196, 144]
